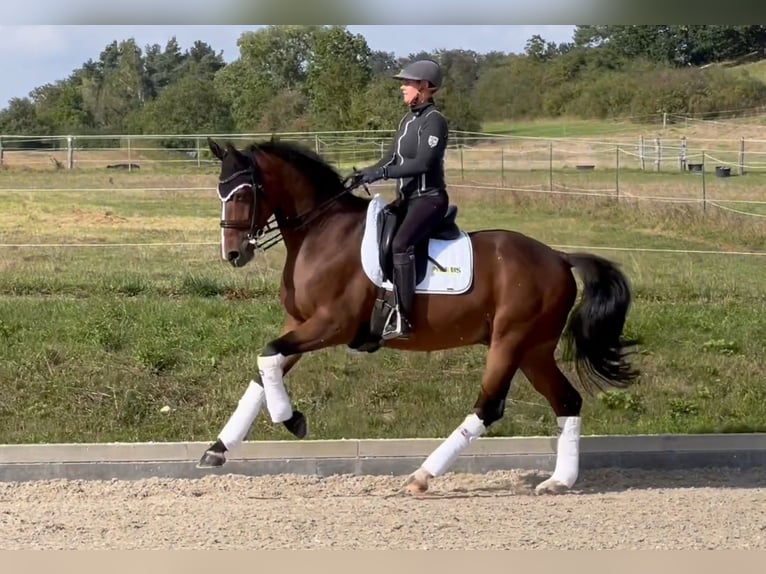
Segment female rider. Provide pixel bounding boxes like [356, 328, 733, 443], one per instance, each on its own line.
[355, 59, 449, 339]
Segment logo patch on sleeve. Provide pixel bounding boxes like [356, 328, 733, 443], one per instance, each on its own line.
[428, 135, 439, 148]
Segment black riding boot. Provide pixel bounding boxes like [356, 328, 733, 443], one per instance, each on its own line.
[392, 251, 416, 338]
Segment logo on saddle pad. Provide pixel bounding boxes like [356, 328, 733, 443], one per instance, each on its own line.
[433, 265, 462, 275]
[360, 195, 474, 295]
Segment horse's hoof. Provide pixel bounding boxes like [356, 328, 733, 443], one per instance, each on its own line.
[403, 469, 431, 495]
[534, 477, 571, 495]
[283, 410, 308, 439]
[196, 440, 227, 469]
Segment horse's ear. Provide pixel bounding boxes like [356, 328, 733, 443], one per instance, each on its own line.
[207, 137, 225, 161]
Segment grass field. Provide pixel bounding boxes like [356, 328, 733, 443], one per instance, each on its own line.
[1, 155, 765, 445]
[481, 118, 653, 138]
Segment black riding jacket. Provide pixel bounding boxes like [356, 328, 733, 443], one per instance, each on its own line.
[374, 100, 449, 200]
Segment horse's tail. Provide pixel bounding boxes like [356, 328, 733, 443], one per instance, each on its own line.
[558, 251, 640, 395]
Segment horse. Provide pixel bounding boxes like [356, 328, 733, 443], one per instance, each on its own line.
[196, 136, 639, 495]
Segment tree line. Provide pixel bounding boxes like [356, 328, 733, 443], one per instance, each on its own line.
[3, 25, 766, 148]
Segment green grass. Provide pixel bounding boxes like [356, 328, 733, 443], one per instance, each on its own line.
[717, 58, 766, 86]
[0, 167, 765, 444]
[481, 118, 652, 138]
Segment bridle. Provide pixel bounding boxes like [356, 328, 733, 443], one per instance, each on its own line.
[217, 154, 368, 253]
[217, 164, 282, 251]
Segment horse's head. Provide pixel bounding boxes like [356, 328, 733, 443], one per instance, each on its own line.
[208, 137, 280, 268]
[208, 136, 364, 268]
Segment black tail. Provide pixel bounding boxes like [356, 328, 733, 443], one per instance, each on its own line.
[559, 251, 640, 395]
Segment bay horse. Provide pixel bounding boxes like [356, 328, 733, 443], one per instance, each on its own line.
[196, 136, 639, 495]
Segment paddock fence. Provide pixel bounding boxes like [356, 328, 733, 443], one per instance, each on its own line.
[2, 129, 766, 216]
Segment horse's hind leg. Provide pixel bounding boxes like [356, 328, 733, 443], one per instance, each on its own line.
[520, 340, 583, 494]
[404, 335, 523, 494]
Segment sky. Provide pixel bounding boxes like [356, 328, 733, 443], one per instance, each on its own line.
[0, 25, 577, 109]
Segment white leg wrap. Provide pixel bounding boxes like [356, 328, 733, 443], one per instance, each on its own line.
[257, 353, 293, 423]
[421, 413, 487, 477]
[218, 380, 265, 450]
[550, 416, 581, 487]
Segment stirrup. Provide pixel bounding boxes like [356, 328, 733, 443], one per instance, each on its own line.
[381, 306, 413, 340]
[381, 306, 403, 340]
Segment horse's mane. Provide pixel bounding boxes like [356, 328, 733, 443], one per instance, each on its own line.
[247, 138, 367, 206]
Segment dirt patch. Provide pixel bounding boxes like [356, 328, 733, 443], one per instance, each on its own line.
[1, 468, 764, 549]
[64, 208, 130, 226]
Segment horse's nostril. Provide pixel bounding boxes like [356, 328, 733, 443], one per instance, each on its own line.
[227, 250, 239, 262]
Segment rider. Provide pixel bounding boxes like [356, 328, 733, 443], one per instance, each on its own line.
[355, 59, 450, 339]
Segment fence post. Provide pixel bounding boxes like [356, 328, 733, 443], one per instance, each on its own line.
[460, 146, 464, 182]
[701, 151, 707, 212]
[548, 142, 553, 191]
[615, 145, 620, 202]
[679, 137, 687, 172]
[639, 135, 645, 170]
[67, 136, 73, 170]
[196, 137, 201, 168]
[654, 137, 661, 172]
[500, 148, 505, 187]
[0, 136, 3, 167]
[127, 137, 132, 172]
[739, 137, 745, 176]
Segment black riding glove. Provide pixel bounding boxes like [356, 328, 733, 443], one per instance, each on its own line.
[359, 166, 387, 185]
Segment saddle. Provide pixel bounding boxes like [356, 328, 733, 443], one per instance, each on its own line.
[377, 202, 461, 285]
[350, 198, 466, 354]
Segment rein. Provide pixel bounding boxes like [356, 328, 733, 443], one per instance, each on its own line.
[288, 173, 367, 232]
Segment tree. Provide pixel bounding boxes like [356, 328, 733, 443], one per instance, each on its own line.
[237, 25, 317, 91]
[430, 49, 483, 132]
[475, 56, 546, 120]
[305, 26, 372, 131]
[135, 74, 233, 139]
[572, 25, 766, 67]
[525, 34, 559, 62]
[257, 88, 309, 132]
[143, 37, 185, 99]
[29, 77, 93, 133]
[349, 77, 403, 131]
[369, 50, 399, 77]
[215, 26, 316, 132]
[75, 38, 146, 131]
[177, 40, 227, 79]
[0, 97, 50, 138]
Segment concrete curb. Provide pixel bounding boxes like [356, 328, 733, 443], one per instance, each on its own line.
[1, 434, 765, 482]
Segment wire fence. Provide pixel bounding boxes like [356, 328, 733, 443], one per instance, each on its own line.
[2, 129, 766, 217]
[1, 239, 764, 257]
[4, 128, 766, 174]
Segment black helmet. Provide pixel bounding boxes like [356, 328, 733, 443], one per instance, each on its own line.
[392, 59, 442, 89]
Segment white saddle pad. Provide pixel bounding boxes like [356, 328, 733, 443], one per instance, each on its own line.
[360, 194, 474, 295]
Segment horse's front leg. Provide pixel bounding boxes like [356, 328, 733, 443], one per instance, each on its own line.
[197, 310, 346, 468]
[256, 306, 350, 422]
[198, 316, 304, 468]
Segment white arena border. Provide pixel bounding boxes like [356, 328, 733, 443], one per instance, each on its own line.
[2, 434, 766, 482]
